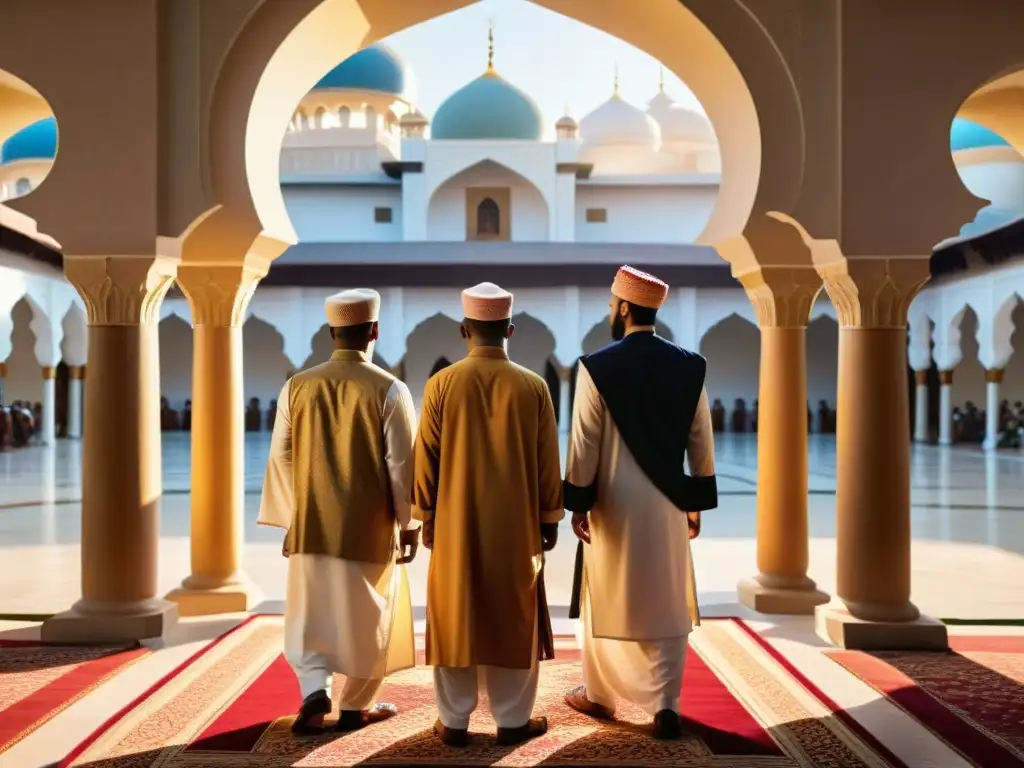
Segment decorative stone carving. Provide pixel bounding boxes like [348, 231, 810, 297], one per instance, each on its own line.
[818, 257, 931, 329]
[64, 256, 177, 326]
[176, 264, 266, 327]
[738, 266, 823, 329]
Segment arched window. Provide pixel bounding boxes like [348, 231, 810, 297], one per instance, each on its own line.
[314, 106, 326, 129]
[477, 197, 500, 237]
[339, 106, 351, 127]
[365, 106, 377, 130]
[14, 178, 32, 196]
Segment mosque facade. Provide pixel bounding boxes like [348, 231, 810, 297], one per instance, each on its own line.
[2, 43, 1024, 446]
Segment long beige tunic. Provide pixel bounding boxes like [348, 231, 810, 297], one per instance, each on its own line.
[565, 362, 715, 641]
[258, 350, 416, 680]
[412, 346, 564, 670]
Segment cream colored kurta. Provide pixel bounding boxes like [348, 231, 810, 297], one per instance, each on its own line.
[258, 375, 416, 682]
[565, 362, 715, 642]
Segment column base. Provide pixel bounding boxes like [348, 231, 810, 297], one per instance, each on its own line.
[738, 576, 830, 615]
[42, 599, 178, 644]
[815, 602, 948, 650]
[165, 579, 263, 617]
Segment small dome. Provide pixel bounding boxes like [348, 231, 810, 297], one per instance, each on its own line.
[432, 72, 543, 141]
[950, 118, 1010, 152]
[646, 86, 714, 145]
[556, 114, 578, 129]
[400, 108, 428, 126]
[314, 45, 414, 101]
[580, 93, 660, 149]
[1, 117, 57, 165]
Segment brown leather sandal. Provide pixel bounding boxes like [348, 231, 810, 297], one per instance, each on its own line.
[564, 685, 615, 719]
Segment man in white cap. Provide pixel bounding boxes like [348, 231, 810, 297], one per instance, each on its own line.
[562, 265, 717, 739]
[412, 282, 563, 748]
[259, 288, 418, 734]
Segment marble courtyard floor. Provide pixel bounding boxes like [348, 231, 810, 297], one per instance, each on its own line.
[1, 434, 1023, 767]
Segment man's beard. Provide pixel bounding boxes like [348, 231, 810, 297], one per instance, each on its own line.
[610, 315, 626, 341]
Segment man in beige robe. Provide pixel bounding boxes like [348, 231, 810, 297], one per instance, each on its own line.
[562, 266, 717, 739]
[412, 282, 564, 748]
[259, 289, 418, 734]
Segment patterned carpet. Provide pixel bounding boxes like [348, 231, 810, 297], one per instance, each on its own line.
[0, 639, 148, 755]
[61, 616, 898, 767]
[828, 636, 1024, 767]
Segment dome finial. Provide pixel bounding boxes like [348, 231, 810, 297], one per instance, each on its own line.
[613, 63, 620, 97]
[485, 19, 496, 76]
[659, 66, 665, 92]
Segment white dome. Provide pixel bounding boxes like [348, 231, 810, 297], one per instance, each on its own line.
[579, 93, 661, 150]
[646, 90, 715, 145]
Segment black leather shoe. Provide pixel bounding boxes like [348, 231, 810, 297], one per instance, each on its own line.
[496, 716, 548, 746]
[336, 702, 398, 732]
[652, 709, 682, 740]
[433, 718, 469, 747]
[292, 690, 331, 735]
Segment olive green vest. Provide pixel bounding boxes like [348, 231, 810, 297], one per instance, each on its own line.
[286, 349, 397, 564]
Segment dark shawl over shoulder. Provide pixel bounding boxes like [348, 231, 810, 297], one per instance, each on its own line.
[563, 332, 718, 514]
[565, 332, 718, 619]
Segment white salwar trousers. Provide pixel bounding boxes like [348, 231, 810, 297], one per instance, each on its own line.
[293, 651, 383, 710]
[577, 589, 688, 717]
[434, 601, 540, 730]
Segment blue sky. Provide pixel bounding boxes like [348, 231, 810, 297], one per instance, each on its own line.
[379, 0, 704, 124]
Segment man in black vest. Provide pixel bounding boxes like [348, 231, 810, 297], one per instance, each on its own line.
[562, 265, 718, 739]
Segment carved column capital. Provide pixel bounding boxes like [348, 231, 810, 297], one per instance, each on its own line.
[41, 366, 56, 380]
[69, 365, 86, 380]
[914, 370, 928, 386]
[64, 256, 177, 326]
[0, 362, 6, 378]
[738, 266, 823, 329]
[939, 370, 954, 385]
[816, 257, 930, 329]
[176, 263, 266, 327]
[986, 368, 1005, 384]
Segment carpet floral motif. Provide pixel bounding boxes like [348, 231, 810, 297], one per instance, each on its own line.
[64, 618, 893, 767]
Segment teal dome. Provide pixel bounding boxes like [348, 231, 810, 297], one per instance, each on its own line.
[950, 118, 1009, 152]
[431, 72, 543, 141]
[314, 45, 413, 100]
[1, 117, 57, 165]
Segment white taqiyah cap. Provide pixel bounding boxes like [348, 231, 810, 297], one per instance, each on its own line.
[324, 288, 380, 327]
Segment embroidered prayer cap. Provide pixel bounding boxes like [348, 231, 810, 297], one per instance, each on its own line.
[324, 288, 381, 327]
[462, 282, 514, 321]
[611, 265, 669, 309]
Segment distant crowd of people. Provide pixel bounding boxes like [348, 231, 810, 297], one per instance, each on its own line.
[709, 398, 837, 434]
[0, 401, 41, 450]
[952, 399, 1024, 447]
[160, 396, 278, 433]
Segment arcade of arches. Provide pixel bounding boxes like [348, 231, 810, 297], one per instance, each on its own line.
[4, 0, 1024, 657]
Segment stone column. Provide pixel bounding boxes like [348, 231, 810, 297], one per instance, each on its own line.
[938, 370, 954, 445]
[737, 267, 829, 614]
[42, 255, 179, 643]
[40, 366, 57, 445]
[983, 369, 1003, 451]
[67, 366, 85, 438]
[815, 258, 947, 650]
[166, 264, 263, 616]
[913, 370, 929, 443]
[558, 365, 572, 433]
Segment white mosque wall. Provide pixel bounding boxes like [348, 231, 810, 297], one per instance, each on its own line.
[426, 159, 550, 241]
[955, 159, 1024, 212]
[283, 185, 403, 242]
[574, 184, 718, 244]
